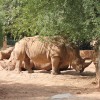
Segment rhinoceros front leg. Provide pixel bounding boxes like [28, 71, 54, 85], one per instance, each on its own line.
[51, 57, 60, 75]
[14, 60, 22, 73]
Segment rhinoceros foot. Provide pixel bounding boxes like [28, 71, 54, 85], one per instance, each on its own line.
[51, 70, 61, 75]
[28, 69, 34, 73]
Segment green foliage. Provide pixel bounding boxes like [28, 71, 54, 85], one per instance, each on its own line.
[28, 0, 85, 38]
[83, 0, 100, 39]
[0, 21, 3, 47]
[0, 0, 99, 44]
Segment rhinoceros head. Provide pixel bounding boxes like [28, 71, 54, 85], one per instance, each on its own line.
[80, 58, 92, 73]
[71, 58, 92, 73]
[71, 58, 83, 72]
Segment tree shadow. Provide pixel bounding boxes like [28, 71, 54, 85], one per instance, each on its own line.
[61, 70, 95, 77]
[0, 80, 100, 100]
[80, 71, 95, 77]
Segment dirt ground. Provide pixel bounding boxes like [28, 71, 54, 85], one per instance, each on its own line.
[0, 62, 100, 100]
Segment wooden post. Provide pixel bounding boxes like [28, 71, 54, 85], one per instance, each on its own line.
[2, 35, 7, 50]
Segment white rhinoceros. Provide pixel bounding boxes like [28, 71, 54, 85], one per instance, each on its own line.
[6, 36, 91, 74]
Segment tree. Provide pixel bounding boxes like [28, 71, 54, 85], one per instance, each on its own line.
[83, 0, 100, 39]
[0, 0, 100, 45]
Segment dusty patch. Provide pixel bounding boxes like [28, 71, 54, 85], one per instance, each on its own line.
[0, 62, 100, 100]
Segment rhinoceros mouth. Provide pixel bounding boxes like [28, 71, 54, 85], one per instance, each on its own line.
[80, 68, 84, 73]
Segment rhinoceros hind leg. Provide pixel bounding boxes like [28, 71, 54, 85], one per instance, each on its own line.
[51, 57, 60, 75]
[24, 58, 34, 73]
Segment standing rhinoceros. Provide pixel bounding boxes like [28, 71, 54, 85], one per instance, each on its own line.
[7, 36, 91, 74]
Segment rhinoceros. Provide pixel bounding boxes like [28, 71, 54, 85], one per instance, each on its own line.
[0, 47, 14, 60]
[6, 36, 91, 74]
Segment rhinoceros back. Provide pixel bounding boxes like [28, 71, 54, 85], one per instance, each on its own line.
[25, 36, 67, 69]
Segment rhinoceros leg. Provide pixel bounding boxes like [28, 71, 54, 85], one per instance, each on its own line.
[24, 57, 33, 73]
[14, 60, 22, 73]
[51, 57, 60, 75]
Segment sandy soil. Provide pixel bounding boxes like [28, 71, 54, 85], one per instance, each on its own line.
[0, 62, 100, 100]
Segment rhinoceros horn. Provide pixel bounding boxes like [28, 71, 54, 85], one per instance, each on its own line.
[80, 58, 92, 73]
